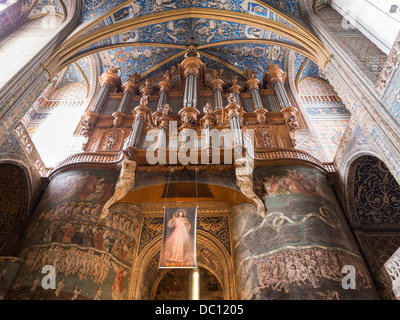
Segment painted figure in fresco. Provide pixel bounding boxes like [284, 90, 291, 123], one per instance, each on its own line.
[30, 276, 40, 293]
[93, 287, 102, 300]
[0, 267, 9, 299]
[168, 276, 185, 299]
[261, 169, 331, 200]
[160, 209, 195, 266]
[71, 285, 82, 300]
[55, 278, 66, 297]
[263, 175, 287, 196]
[111, 263, 127, 300]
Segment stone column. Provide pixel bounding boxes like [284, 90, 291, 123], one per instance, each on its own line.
[232, 164, 380, 300]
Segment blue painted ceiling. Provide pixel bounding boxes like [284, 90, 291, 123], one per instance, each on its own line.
[55, 0, 321, 91]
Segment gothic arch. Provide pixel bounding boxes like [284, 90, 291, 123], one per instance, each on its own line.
[0, 161, 31, 255]
[128, 229, 236, 300]
[43, 6, 332, 78]
[0, 0, 83, 147]
[345, 153, 400, 227]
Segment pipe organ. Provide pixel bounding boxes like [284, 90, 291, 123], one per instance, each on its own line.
[79, 49, 300, 165]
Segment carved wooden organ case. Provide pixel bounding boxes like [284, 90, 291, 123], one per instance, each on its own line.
[77, 50, 300, 167]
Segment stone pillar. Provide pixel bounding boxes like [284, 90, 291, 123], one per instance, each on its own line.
[8, 168, 142, 300]
[232, 164, 380, 300]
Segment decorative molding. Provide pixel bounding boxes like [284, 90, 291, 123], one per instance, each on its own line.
[14, 122, 51, 177]
[375, 31, 400, 96]
[43, 7, 332, 78]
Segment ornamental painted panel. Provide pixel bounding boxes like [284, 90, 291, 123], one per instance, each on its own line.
[0, 163, 28, 234]
[10, 168, 142, 300]
[347, 156, 400, 226]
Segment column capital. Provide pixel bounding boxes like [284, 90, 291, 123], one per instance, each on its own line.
[134, 95, 152, 123]
[178, 106, 200, 128]
[202, 103, 215, 128]
[122, 80, 137, 95]
[179, 56, 204, 79]
[209, 69, 225, 92]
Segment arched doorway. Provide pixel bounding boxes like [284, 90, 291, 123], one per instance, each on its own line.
[346, 155, 400, 299]
[0, 163, 30, 255]
[153, 266, 223, 300]
[128, 225, 236, 300]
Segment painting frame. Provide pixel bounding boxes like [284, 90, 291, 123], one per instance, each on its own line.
[159, 207, 197, 269]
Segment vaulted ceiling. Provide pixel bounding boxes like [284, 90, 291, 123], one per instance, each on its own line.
[44, 0, 331, 93]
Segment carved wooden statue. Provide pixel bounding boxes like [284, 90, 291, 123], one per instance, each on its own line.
[234, 133, 266, 217]
[100, 157, 137, 219]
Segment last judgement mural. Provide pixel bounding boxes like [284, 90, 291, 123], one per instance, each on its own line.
[0, 0, 399, 301]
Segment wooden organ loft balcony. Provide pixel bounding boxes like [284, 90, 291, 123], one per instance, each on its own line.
[57, 55, 334, 175]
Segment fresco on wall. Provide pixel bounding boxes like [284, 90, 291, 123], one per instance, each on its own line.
[40, 170, 116, 207]
[0, 258, 22, 300]
[10, 169, 142, 300]
[7, 244, 131, 300]
[200, 267, 223, 300]
[231, 165, 379, 300]
[154, 269, 190, 300]
[153, 267, 223, 300]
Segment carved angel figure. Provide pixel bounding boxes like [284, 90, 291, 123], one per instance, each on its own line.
[101, 158, 137, 219]
[161, 103, 172, 116]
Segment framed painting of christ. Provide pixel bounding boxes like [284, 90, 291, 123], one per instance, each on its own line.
[159, 207, 197, 268]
